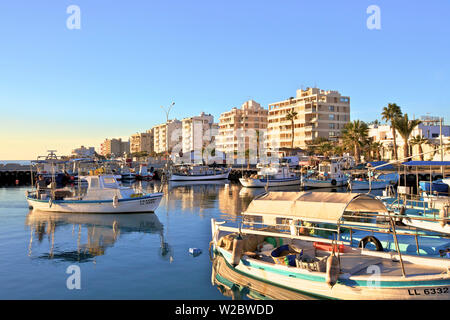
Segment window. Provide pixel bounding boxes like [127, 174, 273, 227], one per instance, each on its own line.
[340, 97, 349, 102]
[328, 105, 335, 112]
[329, 114, 335, 121]
[329, 123, 335, 129]
[329, 131, 336, 137]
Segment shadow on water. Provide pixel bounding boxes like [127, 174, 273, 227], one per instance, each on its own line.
[25, 210, 171, 263]
[211, 254, 317, 300]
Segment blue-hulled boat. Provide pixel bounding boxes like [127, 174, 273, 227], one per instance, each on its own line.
[419, 180, 449, 194]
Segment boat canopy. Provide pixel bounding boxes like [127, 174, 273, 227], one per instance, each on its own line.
[243, 191, 388, 223]
[402, 161, 450, 166]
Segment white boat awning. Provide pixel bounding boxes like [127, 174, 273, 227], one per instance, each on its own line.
[243, 191, 388, 223]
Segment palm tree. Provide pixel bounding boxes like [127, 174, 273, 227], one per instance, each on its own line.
[341, 120, 369, 163]
[255, 129, 262, 160]
[410, 135, 429, 161]
[365, 140, 383, 161]
[381, 103, 402, 160]
[317, 141, 333, 157]
[285, 109, 298, 149]
[393, 114, 421, 159]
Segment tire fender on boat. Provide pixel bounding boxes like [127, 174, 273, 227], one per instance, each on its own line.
[231, 235, 244, 267]
[113, 195, 119, 208]
[358, 236, 383, 252]
[325, 253, 339, 288]
[331, 179, 337, 186]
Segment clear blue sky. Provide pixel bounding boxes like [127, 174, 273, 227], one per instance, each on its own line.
[1, 0, 449, 159]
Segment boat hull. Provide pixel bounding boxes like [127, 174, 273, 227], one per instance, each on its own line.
[169, 171, 230, 181]
[419, 181, 449, 194]
[26, 193, 163, 213]
[349, 180, 389, 190]
[215, 246, 450, 300]
[136, 174, 154, 181]
[239, 177, 301, 188]
[303, 178, 347, 188]
[402, 217, 450, 235]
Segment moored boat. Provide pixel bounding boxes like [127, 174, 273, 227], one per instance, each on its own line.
[169, 164, 230, 181]
[302, 159, 347, 188]
[135, 163, 155, 181]
[349, 178, 391, 190]
[239, 163, 301, 188]
[211, 192, 450, 300]
[26, 175, 163, 213]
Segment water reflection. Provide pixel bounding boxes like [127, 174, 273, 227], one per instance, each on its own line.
[25, 211, 170, 262]
[211, 254, 316, 300]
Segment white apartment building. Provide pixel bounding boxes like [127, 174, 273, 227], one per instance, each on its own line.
[267, 87, 350, 149]
[72, 146, 96, 158]
[181, 112, 216, 154]
[368, 116, 450, 160]
[152, 119, 182, 154]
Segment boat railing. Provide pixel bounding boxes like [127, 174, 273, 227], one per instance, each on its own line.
[214, 213, 449, 260]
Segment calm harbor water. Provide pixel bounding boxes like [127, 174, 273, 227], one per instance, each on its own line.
[0, 181, 381, 300]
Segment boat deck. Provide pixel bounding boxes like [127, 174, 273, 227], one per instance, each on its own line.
[243, 247, 447, 278]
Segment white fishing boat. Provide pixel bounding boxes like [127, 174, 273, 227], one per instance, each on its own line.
[302, 159, 347, 188]
[26, 175, 163, 213]
[121, 166, 137, 180]
[239, 163, 301, 188]
[349, 178, 391, 190]
[135, 163, 155, 181]
[169, 164, 230, 181]
[211, 192, 450, 300]
[381, 194, 450, 235]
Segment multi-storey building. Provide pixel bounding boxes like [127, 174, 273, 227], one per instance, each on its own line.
[266, 87, 350, 149]
[368, 116, 450, 160]
[216, 100, 268, 157]
[100, 138, 129, 157]
[71, 146, 96, 158]
[181, 112, 216, 154]
[152, 119, 182, 154]
[130, 131, 153, 154]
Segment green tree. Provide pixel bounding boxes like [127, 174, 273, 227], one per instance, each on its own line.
[341, 120, 369, 163]
[393, 114, 421, 159]
[381, 103, 402, 160]
[409, 135, 428, 161]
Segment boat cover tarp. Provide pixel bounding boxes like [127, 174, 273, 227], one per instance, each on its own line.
[367, 161, 395, 170]
[402, 161, 450, 166]
[244, 192, 387, 222]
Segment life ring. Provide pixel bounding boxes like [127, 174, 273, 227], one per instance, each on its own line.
[331, 179, 337, 186]
[358, 236, 383, 251]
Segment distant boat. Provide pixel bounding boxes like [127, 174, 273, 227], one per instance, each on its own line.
[348, 178, 390, 190]
[239, 164, 301, 188]
[26, 175, 163, 213]
[302, 159, 347, 188]
[135, 163, 155, 181]
[169, 164, 230, 181]
[121, 166, 136, 180]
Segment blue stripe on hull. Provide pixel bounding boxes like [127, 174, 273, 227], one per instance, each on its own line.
[27, 193, 163, 204]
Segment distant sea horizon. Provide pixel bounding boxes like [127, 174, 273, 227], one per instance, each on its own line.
[0, 160, 31, 165]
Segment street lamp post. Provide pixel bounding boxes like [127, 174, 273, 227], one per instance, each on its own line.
[161, 102, 175, 173]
